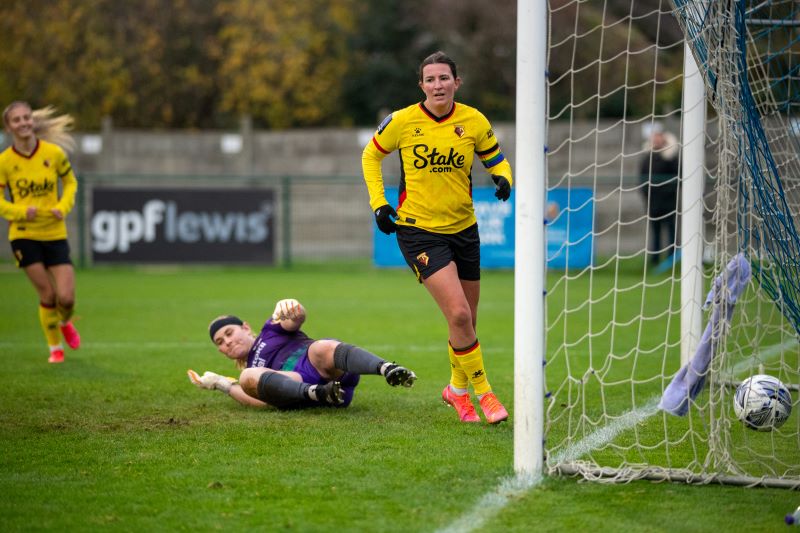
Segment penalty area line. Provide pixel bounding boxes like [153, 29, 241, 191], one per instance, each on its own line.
[434, 473, 541, 533]
[0, 341, 447, 351]
[436, 397, 661, 533]
[551, 397, 661, 465]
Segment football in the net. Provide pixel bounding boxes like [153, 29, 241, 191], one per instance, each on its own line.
[733, 374, 792, 431]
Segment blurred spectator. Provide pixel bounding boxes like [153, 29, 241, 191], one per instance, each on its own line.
[640, 123, 680, 265]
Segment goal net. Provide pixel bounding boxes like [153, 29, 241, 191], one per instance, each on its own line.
[543, 0, 800, 488]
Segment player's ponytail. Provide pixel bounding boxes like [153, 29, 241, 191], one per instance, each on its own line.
[32, 105, 76, 153]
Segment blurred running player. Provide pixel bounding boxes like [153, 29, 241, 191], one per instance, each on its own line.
[362, 51, 512, 424]
[0, 101, 81, 363]
[188, 298, 417, 409]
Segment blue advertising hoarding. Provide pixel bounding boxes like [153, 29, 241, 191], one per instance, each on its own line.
[545, 187, 594, 269]
[373, 187, 594, 269]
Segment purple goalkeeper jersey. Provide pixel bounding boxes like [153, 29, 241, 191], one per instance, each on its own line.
[246, 319, 315, 370]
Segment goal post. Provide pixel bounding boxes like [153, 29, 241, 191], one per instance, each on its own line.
[513, 0, 547, 477]
[679, 42, 706, 368]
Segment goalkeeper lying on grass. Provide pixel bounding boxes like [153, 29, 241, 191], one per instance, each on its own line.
[188, 298, 417, 409]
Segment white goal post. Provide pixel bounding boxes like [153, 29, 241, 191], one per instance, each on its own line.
[513, 0, 547, 477]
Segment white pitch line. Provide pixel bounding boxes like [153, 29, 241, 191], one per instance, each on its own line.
[367, 344, 444, 353]
[434, 474, 541, 533]
[436, 397, 662, 533]
[551, 397, 661, 465]
[0, 341, 444, 352]
[0, 341, 209, 349]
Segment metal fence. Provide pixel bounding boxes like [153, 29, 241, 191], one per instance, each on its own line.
[1, 172, 714, 267]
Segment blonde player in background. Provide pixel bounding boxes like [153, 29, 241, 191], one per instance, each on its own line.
[362, 51, 513, 424]
[0, 101, 81, 363]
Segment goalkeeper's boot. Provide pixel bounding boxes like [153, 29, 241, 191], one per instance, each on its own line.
[48, 348, 65, 364]
[383, 363, 417, 388]
[478, 392, 509, 424]
[316, 380, 345, 406]
[60, 321, 81, 350]
[442, 385, 480, 423]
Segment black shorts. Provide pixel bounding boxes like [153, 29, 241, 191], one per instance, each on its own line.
[396, 223, 480, 282]
[10, 239, 72, 268]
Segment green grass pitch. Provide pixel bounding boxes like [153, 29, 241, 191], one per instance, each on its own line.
[0, 263, 796, 531]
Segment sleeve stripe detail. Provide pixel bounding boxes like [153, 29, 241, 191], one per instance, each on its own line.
[372, 136, 390, 154]
[476, 143, 499, 156]
[58, 165, 73, 178]
[481, 153, 506, 168]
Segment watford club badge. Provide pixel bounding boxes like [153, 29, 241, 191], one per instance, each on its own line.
[454, 125, 465, 138]
[43, 159, 51, 168]
[416, 252, 430, 267]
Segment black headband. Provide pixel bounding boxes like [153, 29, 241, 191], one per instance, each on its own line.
[209, 315, 243, 342]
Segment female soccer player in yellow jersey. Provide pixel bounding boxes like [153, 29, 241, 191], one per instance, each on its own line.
[362, 51, 512, 424]
[0, 101, 81, 363]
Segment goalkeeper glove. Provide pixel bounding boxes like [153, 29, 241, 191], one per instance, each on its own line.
[272, 298, 303, 321]
[491, 175, 511, 201]
[374, 204, 398, 234]
[187, 369, 236, 394]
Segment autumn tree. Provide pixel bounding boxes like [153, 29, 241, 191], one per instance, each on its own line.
[342, 0, 517, 125]
[215, 0, 362, 129]
[0, 0, 131, 128]
[0, 0, 682, 129]
[421, 0, 517, 121]
[0, 0, 226, 129]
[106, 0, 225, 128]
[341, 0, 441, 126]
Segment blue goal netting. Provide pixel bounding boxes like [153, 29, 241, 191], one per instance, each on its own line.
[673, 0, 800, 337]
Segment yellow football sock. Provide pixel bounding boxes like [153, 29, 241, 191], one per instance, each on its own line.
[447, 343, 469, 391]
[453, 340, 492, 396]
[39, 304, 61, 347]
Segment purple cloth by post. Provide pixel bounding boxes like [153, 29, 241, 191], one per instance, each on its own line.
[659, 253, 752, 416]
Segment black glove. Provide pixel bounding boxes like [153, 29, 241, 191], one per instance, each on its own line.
[374, 204, 398, 234]
[492, 175, 511, 201]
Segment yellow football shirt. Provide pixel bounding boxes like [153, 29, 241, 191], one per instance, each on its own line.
[362, 101, 513, 234]
[0, 139, 77, 241]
